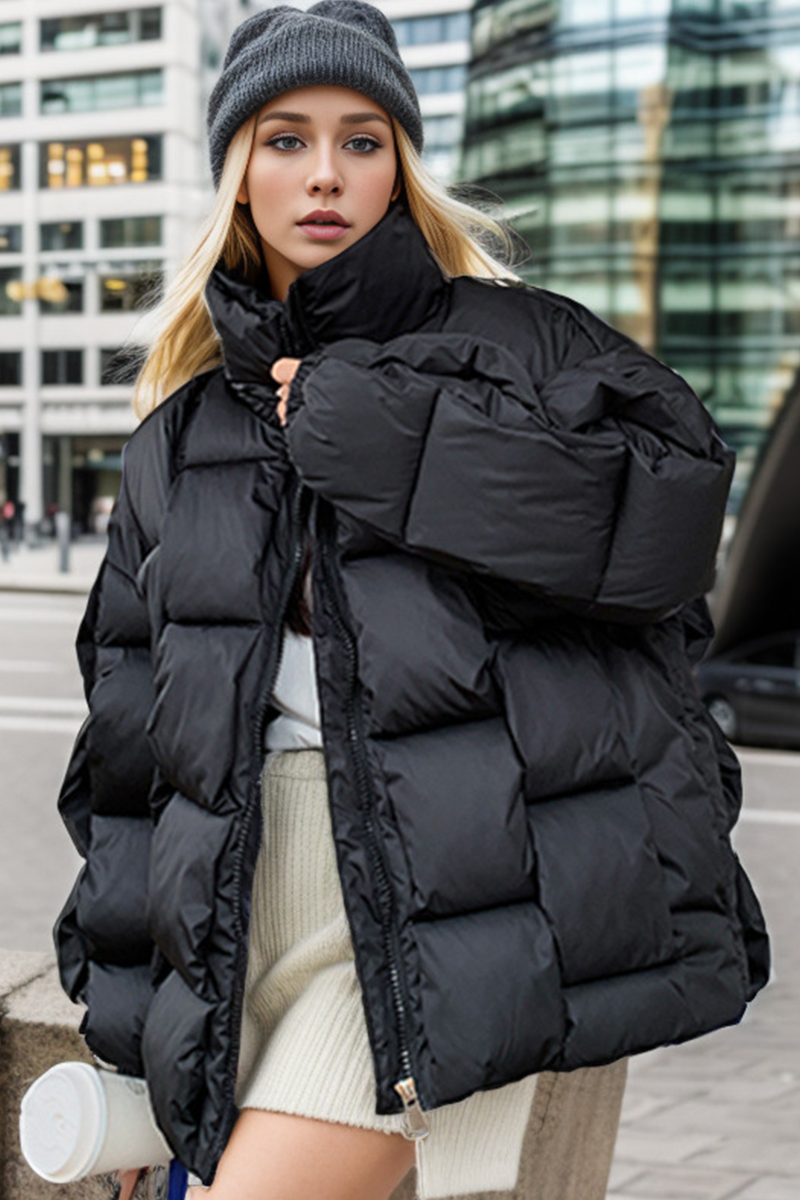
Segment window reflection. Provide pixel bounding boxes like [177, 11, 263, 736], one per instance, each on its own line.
[40, 221, 83, 251]
[40, 70, 163, 114]
[0, 23, 22, 55]
[0, 224, 21, 252]
[409, 65, 468, 96]
[100, 216, 162, 248]
[393, 13, 471, 46]
[40, 136, 161, 188]
[0, 267, 21, 315]
[466, 0, 800, 509]
[40, 8, 162, 52]
[42, 349, 83, 385]
[0, 143, 20, 190]
[0, 82, 22, 117]
[39, 280, 84, 314]
[99, 261, 163, 312]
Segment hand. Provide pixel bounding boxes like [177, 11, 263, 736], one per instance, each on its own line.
[113, 1167, 146, 1200]
[270, 358, 302, 427]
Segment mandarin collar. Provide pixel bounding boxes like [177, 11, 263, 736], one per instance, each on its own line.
[204, 202, 450, 385]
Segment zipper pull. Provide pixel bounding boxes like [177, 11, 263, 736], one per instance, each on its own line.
[394, 1076, 430, 1140]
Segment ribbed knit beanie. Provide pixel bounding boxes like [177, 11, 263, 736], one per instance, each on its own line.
[207, 1, 424, 189]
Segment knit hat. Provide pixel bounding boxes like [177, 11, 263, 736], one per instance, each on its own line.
[206, 1, 424, 189]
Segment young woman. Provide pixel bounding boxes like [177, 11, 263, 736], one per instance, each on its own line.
[52, 4, 770, 1200]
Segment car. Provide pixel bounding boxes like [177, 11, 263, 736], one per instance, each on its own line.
[695, 630, 800, 750]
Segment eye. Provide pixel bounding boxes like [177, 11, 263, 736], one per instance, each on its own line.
[264, 133, 382, 153]
[266, 134, 304, 151]
[347, 136, 381, 153]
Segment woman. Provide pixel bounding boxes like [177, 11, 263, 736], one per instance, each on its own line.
[53, 4, 770, 1200]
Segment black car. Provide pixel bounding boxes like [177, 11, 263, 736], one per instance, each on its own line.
[696, 630, 800, 749]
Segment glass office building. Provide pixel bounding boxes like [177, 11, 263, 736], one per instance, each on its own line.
[460, 0, 800, 511]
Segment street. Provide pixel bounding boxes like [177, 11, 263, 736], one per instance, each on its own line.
[0, 586, 797, 1199]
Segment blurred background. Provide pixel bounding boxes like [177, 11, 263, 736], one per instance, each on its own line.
[0, 0, 799, 662]
[0, 4, 798, 1197]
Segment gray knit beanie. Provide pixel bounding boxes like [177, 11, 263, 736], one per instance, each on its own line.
[207, 1, 424, 189]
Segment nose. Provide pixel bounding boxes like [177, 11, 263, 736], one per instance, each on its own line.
[306, 140, 343, 196]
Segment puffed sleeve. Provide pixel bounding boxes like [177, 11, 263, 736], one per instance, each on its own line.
[283, 307, 734, 624]
[53, 443, 159, 1075]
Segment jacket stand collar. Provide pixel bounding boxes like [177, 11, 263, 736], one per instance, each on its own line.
[204, 202, 449, 386]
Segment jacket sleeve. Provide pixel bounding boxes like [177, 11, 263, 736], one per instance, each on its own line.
[284, 306, 735, 623]
[53, 443, 159, 1076]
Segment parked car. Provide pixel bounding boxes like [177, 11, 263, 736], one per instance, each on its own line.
[696, 630, 800, 749]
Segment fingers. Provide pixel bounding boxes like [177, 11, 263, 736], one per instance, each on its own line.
[114, 1167, 146, 1200]
[270, 357, 302, 385]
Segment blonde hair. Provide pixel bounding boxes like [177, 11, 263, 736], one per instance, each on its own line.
[130, 113, 527, 422]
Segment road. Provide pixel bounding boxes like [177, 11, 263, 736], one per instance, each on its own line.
[0, 588, 797, 1199]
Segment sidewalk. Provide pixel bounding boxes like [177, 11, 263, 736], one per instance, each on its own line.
[0, 536, 106, 593]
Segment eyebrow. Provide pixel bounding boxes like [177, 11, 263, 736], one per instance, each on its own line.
[257, 110, 390, 128]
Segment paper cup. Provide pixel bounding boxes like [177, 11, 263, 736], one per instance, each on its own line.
[20, 1062, 172, 1183]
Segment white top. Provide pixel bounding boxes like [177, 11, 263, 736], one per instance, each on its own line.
[264, 567, 323, 752]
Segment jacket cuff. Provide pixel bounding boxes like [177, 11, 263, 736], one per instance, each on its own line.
[284, 351, 326, 432]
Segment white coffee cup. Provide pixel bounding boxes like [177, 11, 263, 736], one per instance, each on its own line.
[20, 1061, 173, 1183]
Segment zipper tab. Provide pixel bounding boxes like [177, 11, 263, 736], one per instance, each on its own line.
[394, 1076, 430, 1141]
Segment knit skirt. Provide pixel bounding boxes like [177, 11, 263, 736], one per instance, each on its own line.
[233, 747, 539, 1199]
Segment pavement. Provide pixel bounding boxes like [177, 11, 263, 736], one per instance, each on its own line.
[605, 743, 799, 1200]
[0, 534, 106, 592]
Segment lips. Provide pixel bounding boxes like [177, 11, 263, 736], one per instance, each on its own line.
[297, 209, 350, 226]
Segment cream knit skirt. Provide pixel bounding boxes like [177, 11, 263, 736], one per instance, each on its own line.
[233, 748, 539, 1199]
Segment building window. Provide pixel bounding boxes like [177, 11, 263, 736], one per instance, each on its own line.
[393, 13, 471, 47]
[39, 280, 84, 314]
[100, 216, 162, 248]
[40, 136, 162, 188]
[0, 224, 21, 252]
[0, 23, 22, 56]
[409, 65, 468, 96]
[42, 349, 83, 385]
[100, 346, 145, 385]
[99, 261, 163, 312]
[0, 82, 21, 117]
[0, 144, 19, 190]
[423, 115, 464, 151]
[40, 221, 83, 252]
[0, 268, 21, 315]
[0, 350, 21, 384]
[41, 70, 164, 115]
[40, 8, 162, 52]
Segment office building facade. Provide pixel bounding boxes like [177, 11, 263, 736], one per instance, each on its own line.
[0, 0, 209, 532]
[461, 0, 800, 512]
[378, 0, 473, 182]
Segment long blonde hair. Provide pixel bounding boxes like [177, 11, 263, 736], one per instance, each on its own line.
[130, 113, 527, 422]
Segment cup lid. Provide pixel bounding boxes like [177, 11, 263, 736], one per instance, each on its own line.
[20, 1062, 105, 1183]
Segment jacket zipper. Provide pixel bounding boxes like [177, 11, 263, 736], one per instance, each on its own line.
[282, 310, 428, 1135]
[317, 498, 430, 1141]
[213, 475, 311, 1172]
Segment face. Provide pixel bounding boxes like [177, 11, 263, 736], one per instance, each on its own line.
[237, 84, 402, 302]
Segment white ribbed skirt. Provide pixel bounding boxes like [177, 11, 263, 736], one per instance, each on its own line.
[234, 748, 537, 1199]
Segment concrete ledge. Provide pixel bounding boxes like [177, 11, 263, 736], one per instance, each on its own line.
[1, 948, 627, 1198]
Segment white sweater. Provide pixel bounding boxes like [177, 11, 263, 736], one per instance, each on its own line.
[264, 568, 324, 752]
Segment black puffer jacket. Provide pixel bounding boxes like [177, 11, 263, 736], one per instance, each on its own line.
[54, 202, 770, 1186]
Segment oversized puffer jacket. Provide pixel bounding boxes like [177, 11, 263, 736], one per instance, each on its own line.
[53, 201, 770, 1186]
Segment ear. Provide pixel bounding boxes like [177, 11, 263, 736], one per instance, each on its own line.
[236, 179, 249, 205]
[391, 171, 402, 203]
